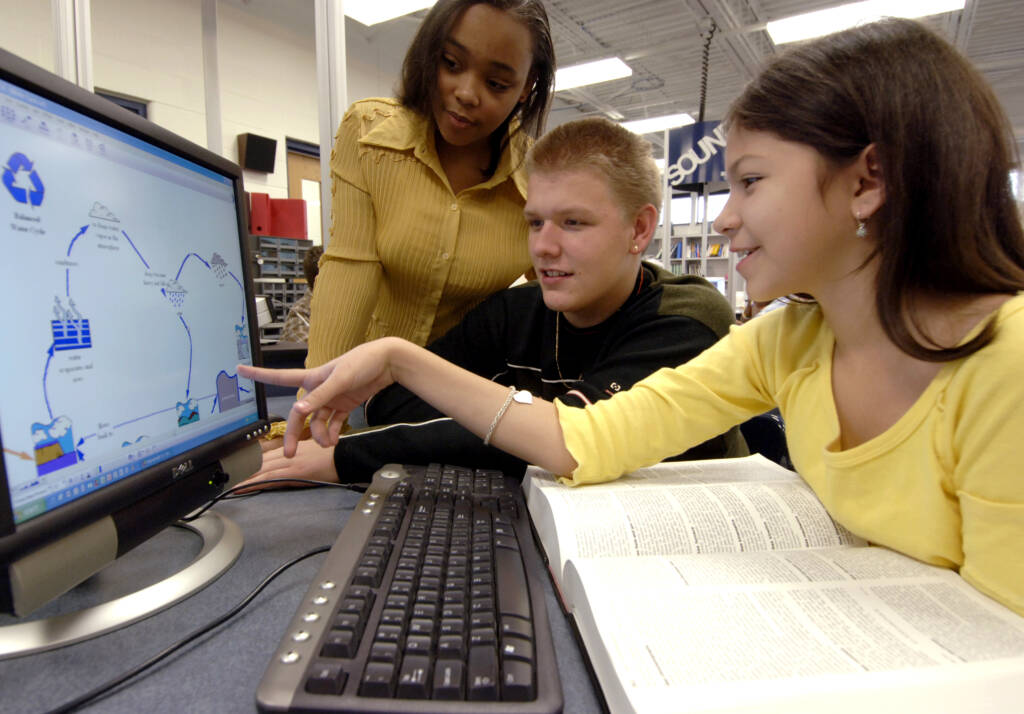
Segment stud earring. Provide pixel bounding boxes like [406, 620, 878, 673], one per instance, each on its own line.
[855, 213, 867, 238]
[630, 244, 640, 254]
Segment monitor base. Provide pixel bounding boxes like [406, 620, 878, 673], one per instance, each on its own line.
[0, 512, 243, 660]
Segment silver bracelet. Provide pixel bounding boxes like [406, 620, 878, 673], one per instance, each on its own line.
[483, 386, 517, 446]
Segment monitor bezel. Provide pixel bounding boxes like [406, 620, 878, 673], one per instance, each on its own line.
[0, 47, 269, 563]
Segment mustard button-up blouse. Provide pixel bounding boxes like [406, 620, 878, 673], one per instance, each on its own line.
[306, 97, 532, 368]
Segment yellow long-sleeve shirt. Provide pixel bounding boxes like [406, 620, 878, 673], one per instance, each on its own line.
[306, 98, 532, 368]
[556, 294, 1024, 616]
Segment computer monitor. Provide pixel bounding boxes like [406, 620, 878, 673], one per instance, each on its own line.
[0, 48, 269, 654]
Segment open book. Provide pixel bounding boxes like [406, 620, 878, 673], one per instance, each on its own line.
[523, 455, 1024, 714]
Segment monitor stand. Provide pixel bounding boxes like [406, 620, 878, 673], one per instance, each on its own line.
[0, 512, 243, 659]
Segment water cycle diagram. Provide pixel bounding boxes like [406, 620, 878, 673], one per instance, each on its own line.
[2, 147, 254, 488]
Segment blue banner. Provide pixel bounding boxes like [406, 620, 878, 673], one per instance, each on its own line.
[667, 121, 727, 187]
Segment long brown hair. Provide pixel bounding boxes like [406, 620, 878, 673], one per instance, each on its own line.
[726, 18, 1024, 361]
[398, 0, 555, 173]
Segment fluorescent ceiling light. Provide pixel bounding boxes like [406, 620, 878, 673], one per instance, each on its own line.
[555, 58, 632, 92]
[345, 0, 435, 27]
[621, 113, 695, 135]
[766, 0, 966, 45]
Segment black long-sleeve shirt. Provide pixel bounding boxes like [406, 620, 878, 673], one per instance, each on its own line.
[334, 262, 747, 481]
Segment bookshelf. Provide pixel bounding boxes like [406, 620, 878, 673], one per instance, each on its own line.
[249, 235, 314, 310]
[248, 235, 315, 343]
[651, 187, 744, 312]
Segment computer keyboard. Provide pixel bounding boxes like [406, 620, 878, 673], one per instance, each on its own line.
[256, 463, 563, 714]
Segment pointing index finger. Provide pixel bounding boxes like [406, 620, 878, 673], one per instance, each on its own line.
[237, 364, 307, 388]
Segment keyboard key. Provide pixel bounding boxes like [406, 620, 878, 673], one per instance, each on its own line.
[470, 627, 496, 646]
[467, 645, 499, 700]
[375, 624, 403, 646]
[352, 565, 381, 587]
[501, 658, 535, 701]
[471, 596, 495, 613]
[404, 634, 432, 654]
[321, 629, 357, 658]
[379, 608, 405, 627]
[501, 635, 534, 662]
[392, 568, 416, 582]
[432, 659, 465, 700]
[334, 612, 364, 638]
[359, 661, 396, 697]
[501, 614, 532, 640]
[496, 547, 531, 619]
[304, 662, 347, 695]
[443, 590, 466, 606]
[408, 618, 435, 638]
[339, 595, 371, 620]
[411, 602, 437, 619]
[346, 584, 372, 600]
[437, 634, 465, 659]
[494, 535, 518, 551]
[362, 544, 388, 560]
[439, 617, 464, 637]
[369, 641, 399, 663]
[397, 654, 432, 698]
[470, 611, 495, 630]
[384, 593, 410, 611]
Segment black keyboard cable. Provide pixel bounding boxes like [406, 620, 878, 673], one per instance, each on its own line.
[44, 542, 330, 714]
[180, 477, 367, 522]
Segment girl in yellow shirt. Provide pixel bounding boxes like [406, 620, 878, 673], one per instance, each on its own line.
[242, 19, 1024, 615]
[306, 0, 556, 370]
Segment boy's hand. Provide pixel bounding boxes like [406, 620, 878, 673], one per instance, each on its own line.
[233, 440, 339, 493]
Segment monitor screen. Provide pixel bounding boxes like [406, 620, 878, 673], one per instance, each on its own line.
[0, 48, 268, 618]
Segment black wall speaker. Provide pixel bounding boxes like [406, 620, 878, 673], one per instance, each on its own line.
[237, 133, 277, 173]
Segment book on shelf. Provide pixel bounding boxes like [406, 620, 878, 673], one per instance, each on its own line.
[708, 242, 725, 257]
[523, 454, 1024, 714]
[671, 241, 683, 260]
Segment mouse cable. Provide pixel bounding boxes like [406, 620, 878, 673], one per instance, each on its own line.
[44, 543, 331, 714]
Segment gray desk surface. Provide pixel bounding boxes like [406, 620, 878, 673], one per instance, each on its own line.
[1, 486, 602, 714]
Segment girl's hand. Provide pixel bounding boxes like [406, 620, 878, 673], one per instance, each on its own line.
[238, 337, 400, 456]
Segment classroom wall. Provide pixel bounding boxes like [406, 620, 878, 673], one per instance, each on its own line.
[0, 1, 54, 72]
[0, 0, 413, 199]
[91, 0, 210, 149]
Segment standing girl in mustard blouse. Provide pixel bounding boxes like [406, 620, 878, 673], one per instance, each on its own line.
[305, 0, 555, 370]
[243, 19, 1024, 616]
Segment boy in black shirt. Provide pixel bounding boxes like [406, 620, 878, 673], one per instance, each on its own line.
[242, 118, 745, 488]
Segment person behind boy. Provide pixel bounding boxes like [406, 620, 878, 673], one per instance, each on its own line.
[240, 118, 746, 488]
[280, 246, 324, 343]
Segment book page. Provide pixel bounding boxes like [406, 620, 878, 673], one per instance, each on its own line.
[524, 456, 864, 587]
[566, 548, 1024, 714]
[528, 453, 797, 489]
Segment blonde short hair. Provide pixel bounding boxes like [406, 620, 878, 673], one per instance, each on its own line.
[526, 117, 661, 219]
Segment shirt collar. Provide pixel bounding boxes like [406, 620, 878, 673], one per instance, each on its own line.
[358, 105, 528, 200]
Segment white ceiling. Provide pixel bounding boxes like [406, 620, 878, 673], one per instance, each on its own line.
[545, 0, 1024, 158]
[230, 0, 1024, 159]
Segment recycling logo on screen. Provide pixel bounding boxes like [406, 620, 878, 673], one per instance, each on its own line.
[3, 151, 45, 206]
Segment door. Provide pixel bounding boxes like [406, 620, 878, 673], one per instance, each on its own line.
[286, 149, 323, 246]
